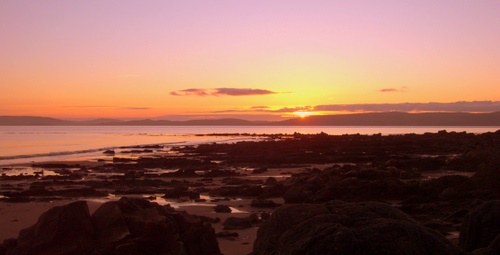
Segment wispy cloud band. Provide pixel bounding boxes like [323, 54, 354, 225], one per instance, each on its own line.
[313, 101, 500, 112]
[170, 88, 278, 96]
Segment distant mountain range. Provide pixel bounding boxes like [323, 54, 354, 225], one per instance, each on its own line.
[1, 112, 500, 126]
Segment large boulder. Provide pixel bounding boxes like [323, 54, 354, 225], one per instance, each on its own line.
[9, 201, 97, 255]
[163, 187, 200, 200]
[283, 185, 313, 204]
[250, 199, 280, 208]
[253, 201, 463, 255]
[471, 234, 500, 255]
[471, 150, 500, 195]
[419, 175, 474, 199]
[213, 205, 232, 213]
[91, 201, 130, 245]
[95, 197, 221, 255]
[459, 200, 500, 252]
[6, 197, 221, 255]
[223, 217, 252, 230]
[252, 204, 331, 255]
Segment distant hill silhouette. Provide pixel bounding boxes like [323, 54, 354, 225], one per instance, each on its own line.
[0, 116, 73, 125]
[1, 112, 499, 126]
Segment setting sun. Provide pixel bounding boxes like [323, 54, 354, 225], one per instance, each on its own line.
[294, 111, 314, 118]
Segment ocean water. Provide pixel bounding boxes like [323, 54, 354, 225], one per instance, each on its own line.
[0, 126, 498, 166]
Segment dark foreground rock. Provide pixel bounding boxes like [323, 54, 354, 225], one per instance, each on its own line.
[9, 201, 96, 255]
[459, 200, 500, 252]
[252, 201, 464, 255]
[6, 197, 221, 255]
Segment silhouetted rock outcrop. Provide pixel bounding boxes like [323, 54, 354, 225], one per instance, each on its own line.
[9, 201, 97, 255]
[6, 197, 221, 255]
[253, 201, 463, 255]
[459, 200, 500, 252]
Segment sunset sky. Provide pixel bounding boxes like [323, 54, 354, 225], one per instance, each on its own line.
[1, 1, 499, 120]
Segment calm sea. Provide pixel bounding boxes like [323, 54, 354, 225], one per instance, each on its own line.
[0, 126, 498, 166]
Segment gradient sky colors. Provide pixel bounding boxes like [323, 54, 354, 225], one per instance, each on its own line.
[1, 1, 499, 120]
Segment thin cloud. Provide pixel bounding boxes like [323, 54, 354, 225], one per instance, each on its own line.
[170, 88, 210, 96]
[379, 86, 407, 92]
[271, 106, 313, 113]
[213, 106, 313, 114]
[64, 105, 115, 109]
[124, 107, 151, 110]
[314, 101, 500, 112]
[216, 88, 276, 96]
[379, 88, 399, 92]
[65, 106, 151, 110]
[170, 88, 278, 96]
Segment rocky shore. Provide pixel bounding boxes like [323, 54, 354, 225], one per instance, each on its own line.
[1, 130, 499, 254]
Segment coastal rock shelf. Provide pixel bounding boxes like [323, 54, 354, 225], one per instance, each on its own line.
[0, 130, 499, 254]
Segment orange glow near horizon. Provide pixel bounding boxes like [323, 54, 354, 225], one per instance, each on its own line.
[0, 1, 499, 119]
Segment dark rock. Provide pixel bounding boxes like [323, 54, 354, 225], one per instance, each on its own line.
[214, 205, 232, 213]
[460, 200, 500, 252]
[223, 217, 252, 230]
[357, 169, 393, 179]
[343, 170, 359, 178]
[239, 185, 264, 196]
[91, 201, 130, 245]
[221, 177, 246, 185]
[283, 185, 313, 204]
[103, 150, 115, 155]
[471, 150, 500, 194]
[216, 231, 239, 238]
[2, 239, 16, 251]
[421, 175, 474, 197]
[253, 204, 330, 255]
[250, 199, 280, 208]
[261, 183, 287, 198]
[6, 197, 222, 255]
[124, 170, 144, 178]
[253, 201, 463, 255]
[163, 187, 200, 200]
[444, 209, 470, 224]
[1, 196, 32, 203]
[264, 177, 278, 186]
[56, 188, 108, 197]
[161, 168, 200, 178]
[204, 169, 240, 177]
[260, 212, 271, 221]
[248, 213, 260, 225]
[473, 234, 500, 255]
[209, 187, 238, 197]
[252, 167, 268, 174]
[10, 201, 96, 255]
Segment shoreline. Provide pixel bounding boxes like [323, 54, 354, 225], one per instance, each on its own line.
[0, 135, 265, 167]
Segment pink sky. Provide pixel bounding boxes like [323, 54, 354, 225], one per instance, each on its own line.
[1, 0, 499, 119]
